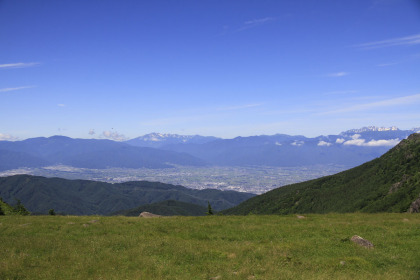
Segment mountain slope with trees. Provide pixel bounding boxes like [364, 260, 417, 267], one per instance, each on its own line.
[0, 175, 254, 215]
[223, 133, 420, 215]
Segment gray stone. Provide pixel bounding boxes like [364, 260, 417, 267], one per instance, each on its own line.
[139, 211, 161, 218]
[351, 235, 374, 249]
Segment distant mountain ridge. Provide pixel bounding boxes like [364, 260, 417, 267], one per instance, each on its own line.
[222, 133, 420, 215]
[126, 133, 219, 148]
[0, 136, 206, 171]
[133, 127, 417, 168]
[1, 127, 419, 172]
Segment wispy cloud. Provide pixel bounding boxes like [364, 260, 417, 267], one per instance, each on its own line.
[57, 104, 66, 107]
[238, 17, 275, 31]
[0, 62, 40, 69]
[323, 90, 357, 95]
[320, 93, 420, 115]
[377, 62, 399, 67]
[326, 72, 349, 77]
[354, 33, 420, 49]
[217, 103, 263, 111]
[0, 86, 36, 93]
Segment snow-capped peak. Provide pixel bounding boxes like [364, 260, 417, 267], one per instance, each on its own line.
[341, 126, 399, 134]
[140, 133, 194, 142]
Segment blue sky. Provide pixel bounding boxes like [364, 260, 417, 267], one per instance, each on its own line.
[1, 0, 419, 140]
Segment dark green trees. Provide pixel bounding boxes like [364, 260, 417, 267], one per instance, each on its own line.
[14, 199, 30, 215]
[207, 201, 213, 215]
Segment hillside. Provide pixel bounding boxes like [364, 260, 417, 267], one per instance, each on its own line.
[111, 200, 209, 216]
[0, 175, 255, 215]
[223, 133, 420, 215]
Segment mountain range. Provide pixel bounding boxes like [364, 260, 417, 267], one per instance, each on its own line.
[222, 133, 420, 215]
[0, 127, 419, 171]
[126, 127, 419, 167]
[0, 136, 206, 171]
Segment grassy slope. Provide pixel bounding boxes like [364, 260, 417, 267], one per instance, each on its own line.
[111, 199, 209, 216]
[0, 214, 419, 280]
[223, 133, 420, 215]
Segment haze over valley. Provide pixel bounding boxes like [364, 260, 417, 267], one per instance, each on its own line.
[1, 126, 417, 194]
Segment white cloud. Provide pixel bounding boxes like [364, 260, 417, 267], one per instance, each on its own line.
[336, 138, 345, 144]
[317, 141, 332, 146]
[343, 139, 365, 146]
[291, 140, 304, 146]
[275, 141, 282, 146]
[102, 130, 127, 141]
[351, 134, 361, 140]
[57, 104, 66, 107]
[364, 139, 401, 147]
[0, 133, 18, 141]
[343, 138, 400, 147]
[327, 72, 349, 77]
[355, 33, 420, 49]
[0, 86, 36, 93]
[0, 62, 40, 69]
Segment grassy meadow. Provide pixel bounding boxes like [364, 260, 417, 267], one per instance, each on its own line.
[0, 213, 419, 280]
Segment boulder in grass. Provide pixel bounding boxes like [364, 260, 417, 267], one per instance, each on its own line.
[408, 196, 420, 213]
[351, 235, 374, 249]
[139, 211, 161, 218]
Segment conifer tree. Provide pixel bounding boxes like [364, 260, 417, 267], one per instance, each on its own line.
[207, 201, 213, 215]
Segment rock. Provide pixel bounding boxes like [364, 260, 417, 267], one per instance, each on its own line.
[296, 215, 305, 219]
[408, 195, 420, 213]
[139, 211, 161, 218]
[351, 235, 374, 249]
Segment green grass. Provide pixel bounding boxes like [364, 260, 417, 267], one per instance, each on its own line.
[1, 214, 419, 279]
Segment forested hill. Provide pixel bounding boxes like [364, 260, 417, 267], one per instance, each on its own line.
[0, 175, 255, 215]
[223, 133, 420, 215]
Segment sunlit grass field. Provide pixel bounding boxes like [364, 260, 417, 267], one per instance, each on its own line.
[1, 213, 419, 279]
